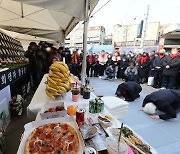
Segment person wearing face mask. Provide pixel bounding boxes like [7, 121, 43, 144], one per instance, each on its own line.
[106, 53, 113, 66]
[150, 49, 166, 88]
[118, 51, 129, 80]
[86, 52, 95, 77]
[98, 50, 108, 78]
[25, 42, 38, 91]
[138, 52, 150, 84]
[112, 51, 120, 79]
[162, 48, 180, 89]
[124, 62, 138, 82]
[92, 54, 99, 77]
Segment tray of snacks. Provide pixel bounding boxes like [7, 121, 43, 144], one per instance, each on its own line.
[106, 125, 157, 154]
[79, 123, 109, 152]
[40, 102, 67, 120]
[17, 117, 85, 154]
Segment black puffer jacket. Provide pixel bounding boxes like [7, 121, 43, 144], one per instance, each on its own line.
[152, 55, 166, 70]
[163, 55, 180, 76]
[142, 89, 180, 120]
[115, 81, 142, 101]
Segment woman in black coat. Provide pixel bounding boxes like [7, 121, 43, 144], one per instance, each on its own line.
[115, 81, 142, 101]
[118, 53, 129, 80]
[142, 89, 180, 120]
[138, 52, 150, 83]
[162, 48, 180, 89]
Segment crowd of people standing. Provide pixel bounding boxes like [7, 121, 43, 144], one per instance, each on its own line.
[25, 41, 180, 91]
[86, 48, 180, 89]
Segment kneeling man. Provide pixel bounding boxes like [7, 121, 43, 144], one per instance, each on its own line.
[115, 81, 142, 101]
[142, 89, 180, 120]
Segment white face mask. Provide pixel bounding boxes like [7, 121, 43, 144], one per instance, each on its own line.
[171, 48, 178, 54]
[171, 50, 177, 54]
[46, 47, 51, 52]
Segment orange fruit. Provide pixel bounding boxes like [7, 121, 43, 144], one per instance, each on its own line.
[67, 105, 76, 116]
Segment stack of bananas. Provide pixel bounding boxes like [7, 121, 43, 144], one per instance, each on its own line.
[46, 61, 70, 99]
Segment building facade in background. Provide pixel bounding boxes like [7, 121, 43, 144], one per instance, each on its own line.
[159, 24, 180, 51]
[65, 26, 106, 49]
[113, 22, 160, 48]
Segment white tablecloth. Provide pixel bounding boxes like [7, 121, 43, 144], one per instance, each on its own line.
[27, 74, 96, 120]
[26, 74, 157, 154]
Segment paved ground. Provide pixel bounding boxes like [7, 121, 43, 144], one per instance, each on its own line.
[5, 92, 33, 154]
[90, 77, 180, 154]
[5, 78, 180, 154]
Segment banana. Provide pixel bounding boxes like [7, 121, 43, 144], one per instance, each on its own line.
[49, 71, 60, 78]
[58, 61, 69, 70]
[48, 77, 57, 86]
[58, 82, 70, 90]
[46, 90, 55, 100]
[48, 83, 59, 91]
[51, 77, 62, 83]
[52, 62, 67, 73]
[58, 90, 66, 94]
[50, 66, 59, 72]
[62, 72, 69, 78]
[46, 62, 70, 99]
[54, 72, 64, 78]
[61, 77, 69, 83]
[46, 85, 58, 93]
[58, 86, 67, 93]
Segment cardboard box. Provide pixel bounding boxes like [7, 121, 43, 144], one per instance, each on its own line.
[17, 117, 85, 154]
[40, 102, 67, 120]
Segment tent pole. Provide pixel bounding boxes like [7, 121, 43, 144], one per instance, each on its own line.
[81, 0, 89, 84]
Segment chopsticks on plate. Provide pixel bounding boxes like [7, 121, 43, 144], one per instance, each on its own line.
[122, 136, 146, 154]
[118, 123, 123, 151]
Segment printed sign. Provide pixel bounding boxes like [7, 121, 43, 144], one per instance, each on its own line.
[0, 65, 27, 90]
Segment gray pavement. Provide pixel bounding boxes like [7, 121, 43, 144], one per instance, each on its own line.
[90, 77, 180, 154]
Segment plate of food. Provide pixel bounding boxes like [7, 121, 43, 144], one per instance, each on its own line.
[98, 113, 114, 127]
[108, 126, 156, 154]
[79, 125, 98, 140]
[40, 102, 67, 120]
[17, 117, 85, 154]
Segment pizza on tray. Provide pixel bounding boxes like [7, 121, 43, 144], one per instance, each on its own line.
[25, 123, 79, 154]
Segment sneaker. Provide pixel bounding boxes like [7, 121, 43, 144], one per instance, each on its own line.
[115, 77, 117, 79]
[99, 76, 102, 79]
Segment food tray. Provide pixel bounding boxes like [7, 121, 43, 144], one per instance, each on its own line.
[106, 124, 157, 154]
[80, 123, 109, 152]
[39, 102, 67, 119]
[17, 117, 85, 154]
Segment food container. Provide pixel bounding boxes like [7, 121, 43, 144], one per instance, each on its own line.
[105, 137, 128, 154]
[56, 93, 66, 100]
[98, 113, 114, 127]
[71, 87, 80, 102]
[40, 102, 67, 120]
[83, 89, 91, 99]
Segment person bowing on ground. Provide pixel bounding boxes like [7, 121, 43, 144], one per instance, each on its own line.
[115, 81, 142, 101]
[141, 89, 180, 120]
